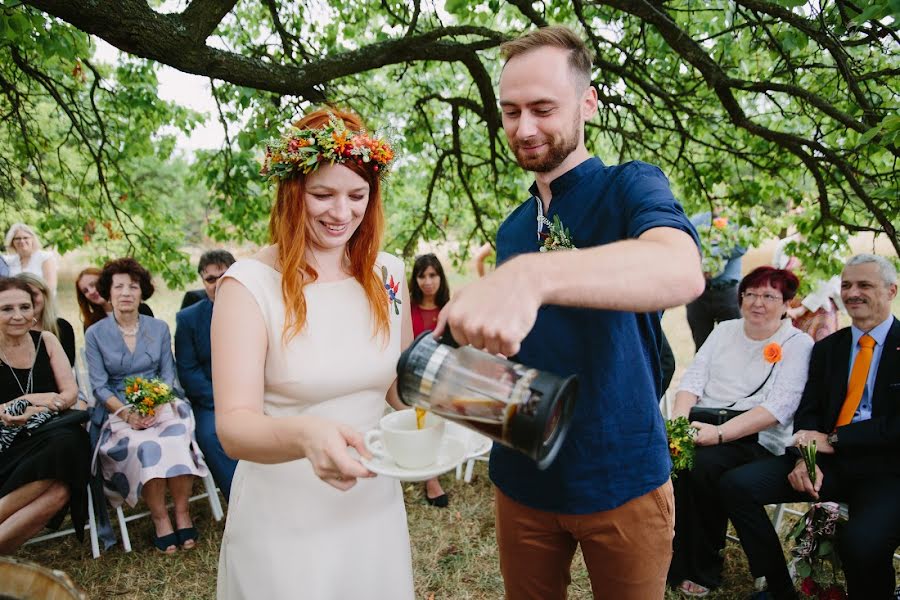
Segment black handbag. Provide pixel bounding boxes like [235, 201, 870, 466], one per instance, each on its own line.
[688, 406, 758, 443]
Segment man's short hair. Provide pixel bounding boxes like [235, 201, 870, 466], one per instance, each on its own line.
[844, 253, 898, 286]
[198, 249, 236, 274]
[500, 25, 593, 90]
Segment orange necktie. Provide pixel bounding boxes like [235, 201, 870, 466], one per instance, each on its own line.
[836, 334, 876, 427]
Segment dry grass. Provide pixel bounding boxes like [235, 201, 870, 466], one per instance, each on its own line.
[16, 467, 777, 600]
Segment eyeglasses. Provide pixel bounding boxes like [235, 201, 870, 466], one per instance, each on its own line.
[741, 292, 783, 304]
[202, 273, 224, 284]
[12, 237, 31, 242]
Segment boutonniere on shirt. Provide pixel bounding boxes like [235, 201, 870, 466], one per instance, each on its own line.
[763, 342, 783, 364]
[539, 215, 576, 252]
[381, 266, 402, 315]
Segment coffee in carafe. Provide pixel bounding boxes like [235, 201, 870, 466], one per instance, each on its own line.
[396, 331, 577, 469]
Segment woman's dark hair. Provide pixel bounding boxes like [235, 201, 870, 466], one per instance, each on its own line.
[409, 253, 450, 308]
[97, 257, 155, 302]
[0, 277, 36, 305]
[739, 266, 799, 302]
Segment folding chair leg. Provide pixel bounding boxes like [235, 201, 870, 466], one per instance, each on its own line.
[86, 485, 100, 559]
[772, 503, 787, 533]
[116, 505, 132, 553]
[203, 472, 224, 521]
[463, 459, 476, 483]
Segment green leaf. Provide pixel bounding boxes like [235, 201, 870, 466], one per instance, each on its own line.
[444, 0, 469, 16]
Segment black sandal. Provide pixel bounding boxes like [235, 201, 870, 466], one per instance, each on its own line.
[151, 532, 178, 554]
[175, 526, 199, 549]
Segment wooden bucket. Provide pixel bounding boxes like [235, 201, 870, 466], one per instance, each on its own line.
[0, 557, 87, 600]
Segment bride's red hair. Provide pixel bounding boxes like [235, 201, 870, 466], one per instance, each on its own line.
[269, 108, 389, 343]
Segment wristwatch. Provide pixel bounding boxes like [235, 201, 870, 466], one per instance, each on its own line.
[827, 431, 838, 446]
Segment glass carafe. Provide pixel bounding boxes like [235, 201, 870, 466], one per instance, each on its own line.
[396, 332, 577, 469]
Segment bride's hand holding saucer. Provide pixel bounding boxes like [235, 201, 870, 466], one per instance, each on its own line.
[299, 415, 375, 491]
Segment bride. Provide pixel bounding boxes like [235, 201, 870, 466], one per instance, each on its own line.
[212, 108, 414, 599]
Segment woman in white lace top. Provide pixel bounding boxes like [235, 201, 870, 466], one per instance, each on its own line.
[667, 266, 814, 597]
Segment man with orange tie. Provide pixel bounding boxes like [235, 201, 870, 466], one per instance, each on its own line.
[720, 253, 899, 600]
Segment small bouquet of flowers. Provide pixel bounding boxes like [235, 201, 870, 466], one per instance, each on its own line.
[666, 416, 697, 479]
[123, 376, 174, 417]
[787, 501, 847, 600]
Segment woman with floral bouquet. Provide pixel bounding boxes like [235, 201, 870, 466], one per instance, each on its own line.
[85, 258, 207, 554]
[667, 266, 814, 597]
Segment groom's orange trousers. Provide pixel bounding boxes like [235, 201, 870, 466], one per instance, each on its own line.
[494, 480, 674, 600]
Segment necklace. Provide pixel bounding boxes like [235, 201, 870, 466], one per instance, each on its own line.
[115, 317, 140, 337]
[0, 335, 42, 397]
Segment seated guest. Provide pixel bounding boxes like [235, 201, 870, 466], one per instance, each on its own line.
[175, 249, 238, 498]
[3, 224, 57, 295]
[15, 273, 76, 367]
[179, 288, 206, 310]
[85, 258, 208, 554]
[668, 266, 814, 597]
[76, 266, 153, 332]
[0, 277, 90, 553]
[721, 254, 899, 600]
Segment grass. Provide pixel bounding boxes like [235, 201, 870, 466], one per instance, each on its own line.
[17, 463, 825, 600]
[14, 242, 900, 598]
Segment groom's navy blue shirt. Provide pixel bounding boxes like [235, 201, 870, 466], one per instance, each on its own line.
[490, 157, 699, 513]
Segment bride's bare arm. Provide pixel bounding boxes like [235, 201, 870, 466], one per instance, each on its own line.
[212, 277, 372, 488]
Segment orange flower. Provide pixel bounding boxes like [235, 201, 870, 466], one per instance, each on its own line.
[763, 342, 783, 363]
[331, 130, 351, 154]
[712, 216, 729, 229]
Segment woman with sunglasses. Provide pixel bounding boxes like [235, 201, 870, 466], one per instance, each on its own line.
[667, 267, 814, 597]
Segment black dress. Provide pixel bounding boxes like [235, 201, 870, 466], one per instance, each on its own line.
[0, 331, 91, 538]
[55, 317, 76, 367]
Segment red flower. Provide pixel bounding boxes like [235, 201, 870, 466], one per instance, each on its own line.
[818, 585, 846, 600]
[388, 275, 399, 294]
[800, 576, 820, 596]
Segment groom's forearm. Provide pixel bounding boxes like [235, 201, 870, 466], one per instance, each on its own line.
[532, 227, 704, 312]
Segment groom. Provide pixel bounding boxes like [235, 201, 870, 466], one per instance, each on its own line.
[436, 26, 703, 599]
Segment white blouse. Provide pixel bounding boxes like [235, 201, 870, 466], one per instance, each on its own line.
[678, 318, 814, 455]
[5, 250, 54, 279]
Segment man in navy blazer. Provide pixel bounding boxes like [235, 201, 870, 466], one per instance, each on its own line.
[721, 254, 899, 599]
[175, 249, 237, 498]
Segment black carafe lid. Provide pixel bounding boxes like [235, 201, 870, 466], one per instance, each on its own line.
[508, 372, 578, 470]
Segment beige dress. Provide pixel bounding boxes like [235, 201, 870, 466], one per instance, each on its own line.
[217, 253, 414, 600]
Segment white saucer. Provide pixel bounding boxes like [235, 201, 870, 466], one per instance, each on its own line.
[445, 421, 493, 458]
[361, 435, 469, 482]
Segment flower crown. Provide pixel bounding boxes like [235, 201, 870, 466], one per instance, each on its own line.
[260, 114, 395, 182]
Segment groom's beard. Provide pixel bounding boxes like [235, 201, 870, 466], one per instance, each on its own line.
[510, 117, 580, 173]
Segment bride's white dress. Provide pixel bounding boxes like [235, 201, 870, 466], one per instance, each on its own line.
[217, 253, 414, 600]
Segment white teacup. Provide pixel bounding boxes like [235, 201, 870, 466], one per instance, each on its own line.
[364, 410, 445, 470]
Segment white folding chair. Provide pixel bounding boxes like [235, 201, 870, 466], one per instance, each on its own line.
[82, 348, 224, 554]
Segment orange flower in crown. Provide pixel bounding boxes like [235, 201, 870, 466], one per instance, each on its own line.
[712, 216, 729, 229]
[261, 113, 395, 182]
[763, 342, 783, 364]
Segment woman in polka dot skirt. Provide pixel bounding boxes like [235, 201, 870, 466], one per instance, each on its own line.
[85, 258, 207, 555]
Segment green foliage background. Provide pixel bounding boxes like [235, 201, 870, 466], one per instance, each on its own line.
[1, 0, 897, 286]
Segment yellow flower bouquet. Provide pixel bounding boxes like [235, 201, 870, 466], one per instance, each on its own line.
[123, 376, 175, 417]
[666, 416, 697, 478]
